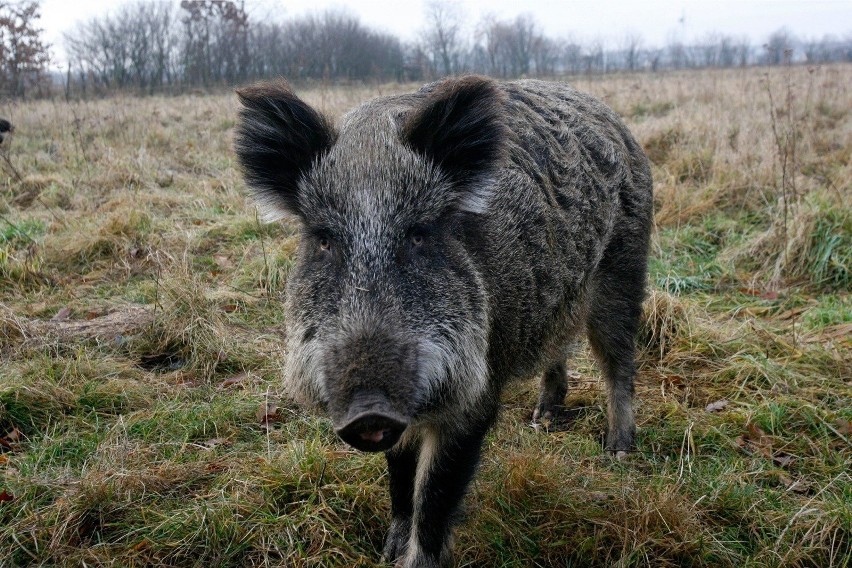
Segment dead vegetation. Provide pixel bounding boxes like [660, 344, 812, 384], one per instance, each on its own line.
[0, 66, 850, 567]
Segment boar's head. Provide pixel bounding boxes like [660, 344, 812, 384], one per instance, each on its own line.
[235, 77, 506, 452]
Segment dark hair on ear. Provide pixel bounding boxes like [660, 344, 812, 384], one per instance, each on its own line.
[403, 76, 507, 200]
[234, 80, 336, 219]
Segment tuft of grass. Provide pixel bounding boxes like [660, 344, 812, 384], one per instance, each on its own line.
[642, 127, 682, 165]
[0, 218, 44, 247]
[726, 192, 851, 290]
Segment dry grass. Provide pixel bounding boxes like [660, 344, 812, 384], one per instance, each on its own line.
[0, 67, 850, 567]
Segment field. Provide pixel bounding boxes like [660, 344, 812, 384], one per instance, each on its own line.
[1, 65, 850, 567]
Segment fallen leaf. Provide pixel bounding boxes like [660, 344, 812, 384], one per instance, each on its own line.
[664, 375, 684, 387]
[588, 491, 610, 502]
[0, 455, 9, 465]
[705, 399, 729, 413]
[0, 428, 22, 450]
[26, 302, 47, 315]
[821, 323, 852, 340]
[4, 428, 21, 443]
[213, 255, 233, 268]
[776, 306, 808, 320]
[737, 288, 778, 300]
[778, 474, 810, 494]
[773, 452, 794, 467]
[0, 490, 13, 502]
[802, 323, 852, 344]
[746, 423, 769, 443]
[834, 419, 852, 437]
[51, 306, 71, 321]
[741, 306, 772, 317]
[256, 403, 281, 430]
[82, 269, 109, 283]
[219, 373, 249, 389]
[737, 423, 773, 458]
[221, 304, 238, 313]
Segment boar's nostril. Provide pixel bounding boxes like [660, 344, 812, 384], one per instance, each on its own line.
[336, 408, 409, 453]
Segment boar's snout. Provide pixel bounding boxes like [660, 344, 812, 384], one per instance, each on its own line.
[325, 327, 421, 452]
[335, 390, 409, 452]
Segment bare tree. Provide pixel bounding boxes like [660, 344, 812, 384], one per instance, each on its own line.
[474, 13, 550, 77]
[237, 9, 403, 83]
[421, 0, 464, 77]
[65, 1, 178, 93]
[0, 1, 50, 97]
[560, 35, 584, 75]
[531, 34, 559, 76]
[180, 0, 248, 87]
[585, 37, 606, 74]
[763, 27, 796, 65]
[801, 34, 848, 64]
[505, 13, 538, 76]
[665, 32, 689, 69]
[620, 31, 643, 71]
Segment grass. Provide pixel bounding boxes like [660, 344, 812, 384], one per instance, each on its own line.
[0, 65, 850, 566]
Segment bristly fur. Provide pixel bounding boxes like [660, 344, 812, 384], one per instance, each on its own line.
[234, 80, 336, 220]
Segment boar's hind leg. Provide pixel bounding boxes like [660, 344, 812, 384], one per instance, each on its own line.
[587, 233, 647, 454]
[402, 418, 494, 568]
[533, 361, 568, 422]
[383, 444, 418, 563]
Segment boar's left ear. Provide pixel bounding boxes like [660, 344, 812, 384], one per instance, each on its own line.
[234, 80, 336, 220]
[403, 75, 507, 213]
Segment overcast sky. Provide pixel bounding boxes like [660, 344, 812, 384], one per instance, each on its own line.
[41, 0, 852, 67]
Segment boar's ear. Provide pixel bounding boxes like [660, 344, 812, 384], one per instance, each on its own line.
[403, 75, 506, 213]
[234, 80, 335, 220]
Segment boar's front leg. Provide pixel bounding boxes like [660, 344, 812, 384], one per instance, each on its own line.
[383, 444, 418, 563]
[392, 415, 494, 568]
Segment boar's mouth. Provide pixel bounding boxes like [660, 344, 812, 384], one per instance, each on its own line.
[334, 390, 410, 452]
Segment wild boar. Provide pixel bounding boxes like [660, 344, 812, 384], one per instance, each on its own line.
[234, 75, 653, 567]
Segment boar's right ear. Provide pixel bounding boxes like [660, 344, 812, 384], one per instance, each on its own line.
[234, 80, 335, 220]
[403, 76, 506, 213]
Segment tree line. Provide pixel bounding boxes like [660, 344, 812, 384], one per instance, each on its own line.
[2, 0, 851, 98]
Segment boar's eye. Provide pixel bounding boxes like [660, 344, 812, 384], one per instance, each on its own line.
[398, 226, 430, 264]
[408, 225, 431, 250]
[319, 236, 331, 251]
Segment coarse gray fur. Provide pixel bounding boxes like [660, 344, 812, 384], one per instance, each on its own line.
[234, 76, 653, 568]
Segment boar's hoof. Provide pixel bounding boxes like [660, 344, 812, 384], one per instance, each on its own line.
[381, 516, 411, 564]
[532, 405, 556, 423]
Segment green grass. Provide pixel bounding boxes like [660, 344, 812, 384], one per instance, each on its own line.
[1, 66, 850, 566]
